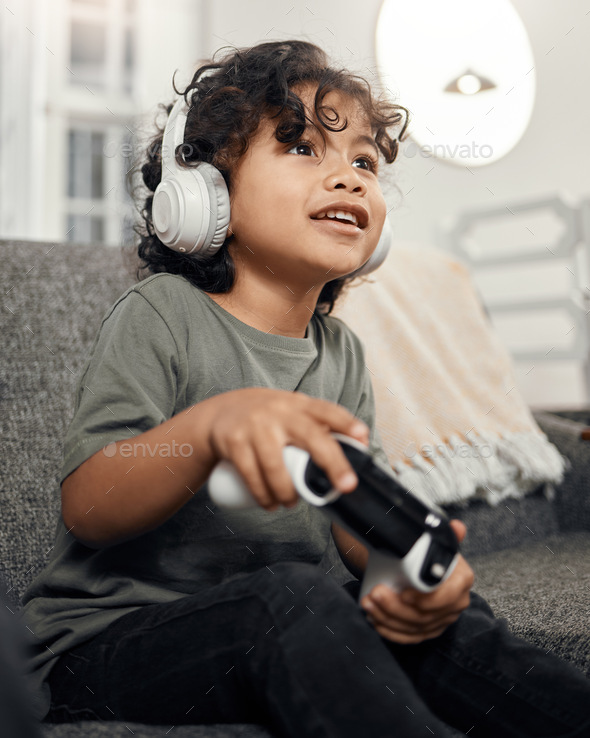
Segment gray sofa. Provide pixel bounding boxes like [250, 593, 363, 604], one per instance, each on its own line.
[2, 239, 589, 737]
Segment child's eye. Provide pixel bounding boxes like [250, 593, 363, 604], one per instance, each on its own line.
[352, 156, 378, 173]
[287, 142, 316, 157]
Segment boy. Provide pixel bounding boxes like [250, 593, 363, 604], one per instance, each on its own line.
[22, 41, 590, 737]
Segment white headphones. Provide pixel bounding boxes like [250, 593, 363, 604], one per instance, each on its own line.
[152, 97, 392, 277]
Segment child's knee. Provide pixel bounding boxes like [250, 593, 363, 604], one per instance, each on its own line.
[249, 561, 357, 621]
[262, 560, 341, 597]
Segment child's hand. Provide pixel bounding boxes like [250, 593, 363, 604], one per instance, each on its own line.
[206, 388, 370, 510]
[360, 520, 474, 644]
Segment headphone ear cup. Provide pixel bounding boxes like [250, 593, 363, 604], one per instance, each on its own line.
[349, 216, 393, 277]
[196, 163, 231, 254]
[153, 162, 230, 256]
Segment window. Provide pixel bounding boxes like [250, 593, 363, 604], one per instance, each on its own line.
[67, 129, 106, 243]
[59, 0, 140, 245]
[66, 214, 105, 243]
[123, 27, 134, 94]
[70, 20, 107, 88]
[68, 7, 135, 95]
[68, 130, 105, 199]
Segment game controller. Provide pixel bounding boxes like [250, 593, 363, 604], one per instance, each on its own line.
[208, 434, 460, 600]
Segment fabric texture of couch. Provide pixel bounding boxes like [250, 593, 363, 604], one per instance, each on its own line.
[2, 239, 589, 737]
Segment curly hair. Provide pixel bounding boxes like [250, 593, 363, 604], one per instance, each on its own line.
[130, 40, 409, 315]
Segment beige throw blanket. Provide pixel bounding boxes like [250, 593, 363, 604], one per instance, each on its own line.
[334, 243, 566, 507]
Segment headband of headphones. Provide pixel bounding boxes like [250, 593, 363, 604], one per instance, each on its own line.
[152, 97, 391, 275]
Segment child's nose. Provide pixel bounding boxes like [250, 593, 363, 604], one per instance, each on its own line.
[323, 163, 367, 195]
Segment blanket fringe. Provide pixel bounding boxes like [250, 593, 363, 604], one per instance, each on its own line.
[390, 429, 568, 508]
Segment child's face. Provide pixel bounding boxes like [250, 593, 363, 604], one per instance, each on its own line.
[227, 87, 387, 289]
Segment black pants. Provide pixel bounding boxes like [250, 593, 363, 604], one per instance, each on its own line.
[45, 561, 590, 737]
[0, 582, 43, 738]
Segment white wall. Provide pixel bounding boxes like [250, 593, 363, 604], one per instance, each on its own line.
[134, 0, 208, 114]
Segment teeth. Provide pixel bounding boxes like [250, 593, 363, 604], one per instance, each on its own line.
[316, 210, 359, 226]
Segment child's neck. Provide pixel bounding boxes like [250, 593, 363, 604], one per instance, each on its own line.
[205, 274, 324, 339]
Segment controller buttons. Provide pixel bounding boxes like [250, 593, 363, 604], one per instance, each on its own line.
[430, 563, 446, 580]
[420, 544, 456, 586]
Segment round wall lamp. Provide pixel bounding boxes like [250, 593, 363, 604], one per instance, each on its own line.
[375, 0, 536, 167]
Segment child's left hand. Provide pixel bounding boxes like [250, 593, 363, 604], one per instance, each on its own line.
[360, 520, 474, 644]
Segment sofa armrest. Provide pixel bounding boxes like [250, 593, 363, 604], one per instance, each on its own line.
[532, 410, 590, 533]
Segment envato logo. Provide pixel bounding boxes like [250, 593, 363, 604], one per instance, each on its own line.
[405, 441, 494, 460]
[103, 441, 193, 458]
[403, 141, 494, 161]
[103, 140, 196, 161]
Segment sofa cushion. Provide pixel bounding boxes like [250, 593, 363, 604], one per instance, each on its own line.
[443, 485, 560, 559]
[1, 240, 135, 607]
[470, 531, 590, 676]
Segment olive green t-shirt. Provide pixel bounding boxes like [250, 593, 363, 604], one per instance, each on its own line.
[19, 273, 388, 720]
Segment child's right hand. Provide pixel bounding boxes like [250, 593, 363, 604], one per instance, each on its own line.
[360, 520, 474, 644]
[206, 388, 370, 510]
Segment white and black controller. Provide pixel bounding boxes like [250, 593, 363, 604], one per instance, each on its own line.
[208, 434, 460, 599]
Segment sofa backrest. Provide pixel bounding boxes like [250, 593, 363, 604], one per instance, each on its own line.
[1, 240, 136, 607]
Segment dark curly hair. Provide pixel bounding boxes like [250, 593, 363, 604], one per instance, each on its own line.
[130, 40, 409, 315]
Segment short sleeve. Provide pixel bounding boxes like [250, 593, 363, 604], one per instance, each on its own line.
[60, 290, 183, 484]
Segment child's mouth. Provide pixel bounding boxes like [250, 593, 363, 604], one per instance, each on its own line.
[310, 204, 369, 234]
[310, 218, 364, 238]
[313, 210, 360, 227]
